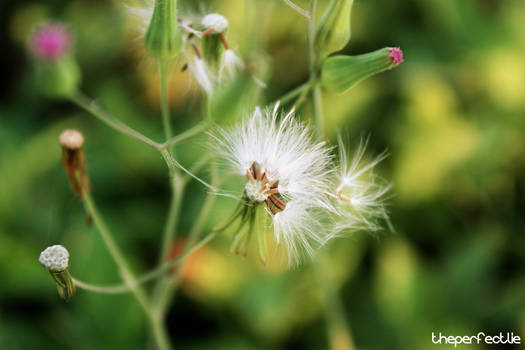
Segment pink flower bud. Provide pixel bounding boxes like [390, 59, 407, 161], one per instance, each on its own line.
[389, 47, 403, 65]
[31, 23, 72, 62]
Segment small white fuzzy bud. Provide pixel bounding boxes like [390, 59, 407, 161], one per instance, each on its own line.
[39, 245, 69, 272]
[202, 13, 228, 33]
[59, 129, 84, 149]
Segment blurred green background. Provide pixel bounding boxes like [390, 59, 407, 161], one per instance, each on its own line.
[1, 0, 525, 349]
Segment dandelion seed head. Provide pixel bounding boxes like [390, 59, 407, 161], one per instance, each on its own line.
[202, 13, 228, 33]
[213, 104, 335, 264]
[39, 245, 69, 272]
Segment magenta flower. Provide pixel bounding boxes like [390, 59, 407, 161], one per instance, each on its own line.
[389, 47, 403, 65]
[31, 23, 72, 62]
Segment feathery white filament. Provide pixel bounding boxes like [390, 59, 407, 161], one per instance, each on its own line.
[188, 57, 213, 94]
[334, 136, 390, 233]
[219, 49, 244, 80]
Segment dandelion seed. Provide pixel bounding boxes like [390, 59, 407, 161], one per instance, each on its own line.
[212, 104, 335, 264]
[333, 136, 390, 234]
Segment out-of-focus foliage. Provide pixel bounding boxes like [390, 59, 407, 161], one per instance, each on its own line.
[1, 0, 524, 349]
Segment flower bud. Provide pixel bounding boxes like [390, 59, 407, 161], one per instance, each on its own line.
[144, 0, 183, 60]
[321, 47, 403, 94]
[30, 23, 81, 98]
[315, 0, 354, 59]
[39, 245, 76, 301]
[60, 129, 89, 197]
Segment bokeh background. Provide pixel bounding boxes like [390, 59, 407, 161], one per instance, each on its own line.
[1, 0, 525, 349]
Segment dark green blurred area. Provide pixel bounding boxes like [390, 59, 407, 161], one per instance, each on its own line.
[1, 0, 525, 349]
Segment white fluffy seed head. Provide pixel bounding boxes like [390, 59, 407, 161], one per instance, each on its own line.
[202, 13, 228, 33]
[334, 136, 390, 234]
[212, 104, 336, 264]
[39, 245, 69, 271]
[59, 129, 84, 149]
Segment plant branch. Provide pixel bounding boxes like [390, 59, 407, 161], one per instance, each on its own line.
[155, 159, 219, 316]
[160, 121, 211, 149]
[71, 231, 218, 295]
[81, 191, 170, 350]
[71, 91, 161, 150]
[307, 0, 324, 137]
[159, 60, 173, 142]
[274, 80, 313, 106]
[281, 0, 311, 19]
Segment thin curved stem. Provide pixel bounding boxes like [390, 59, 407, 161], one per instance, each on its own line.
[155, 159, 219, 316]
[71, 231, 218, 295]
[160, 121, 211, 149]
[274, 80, 313, 106]
[82, 191, 170, 350]
[281, 0, 311, 18]
[71, 91, 161, 149]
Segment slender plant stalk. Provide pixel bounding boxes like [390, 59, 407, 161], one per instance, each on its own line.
[275, 80, 313, 106]
[71, 231, 218, 294]
[281, 0, 311, 18]
[159, 60, 173, 142]
[306, 2, 353, 348]
[312, 83, 324, 136]
[307, 0, 324, 137]
[82, 191, 171, 350]
[71, 91, 161, 149]
[161, 121, 210, 149]
[155, 160, 219, 316]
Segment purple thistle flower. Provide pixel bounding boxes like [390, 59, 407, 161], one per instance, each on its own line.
[389, 47, 403, 65]
[31, 23, 72, 62]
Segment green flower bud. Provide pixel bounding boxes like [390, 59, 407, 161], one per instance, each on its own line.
[30, 23, 80, 98]
[34, 56, 81, 98]
[315, 0, 354, 59]
[39, 245, 76, 301]
[321, 47, 403, 94]
[144, 0, 182, 60]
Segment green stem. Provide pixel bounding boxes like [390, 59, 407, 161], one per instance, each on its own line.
[160, 121, 211, 149]
[281, 0, 311, 18]
[82, 191, 171, 350]
[274, 80, 313, 106]
[71, 91, 161, 149]
[307, 0, 324, 137]
[155, 160, 219, 316]
[312, 83, 324, 136]
[159, 60, 172, 142]
[71, 231, 218, 295]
